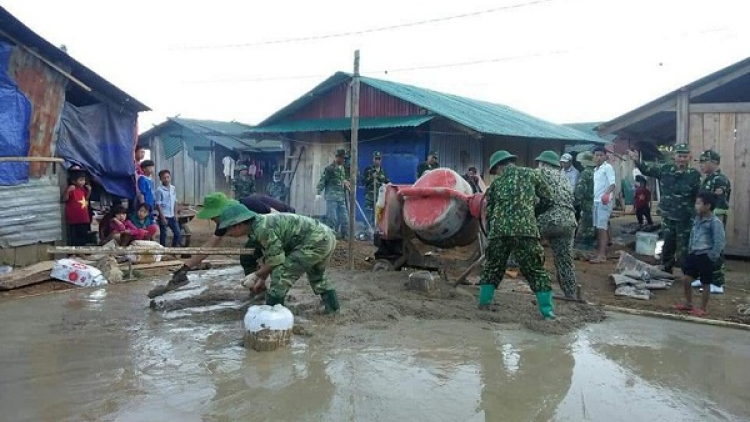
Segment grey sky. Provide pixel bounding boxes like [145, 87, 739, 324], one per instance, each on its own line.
[4, 0, 749, 132]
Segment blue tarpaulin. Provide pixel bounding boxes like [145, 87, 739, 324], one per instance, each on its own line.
[57, 102, 137, 199]
[0, 42, 32, 186]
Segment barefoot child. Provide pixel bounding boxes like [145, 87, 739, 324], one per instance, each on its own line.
[130, 203, 159, 241]
[675, 191, 726, 316]
[63, 170, 92, 247]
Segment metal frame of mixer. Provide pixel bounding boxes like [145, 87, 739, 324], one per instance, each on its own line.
[372, 183, 488, 285]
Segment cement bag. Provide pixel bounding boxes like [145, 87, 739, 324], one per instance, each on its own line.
[51, 259, 108, 287]
[127, 240, 164, 263]
[243, 304, 294, 352]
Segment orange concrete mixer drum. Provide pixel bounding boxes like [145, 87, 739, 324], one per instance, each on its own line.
[398, 168, 479, 248]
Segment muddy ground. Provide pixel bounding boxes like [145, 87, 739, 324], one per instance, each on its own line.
[4, 216, 750, 327]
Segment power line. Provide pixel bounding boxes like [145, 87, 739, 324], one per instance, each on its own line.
[174, 0, 559, 50]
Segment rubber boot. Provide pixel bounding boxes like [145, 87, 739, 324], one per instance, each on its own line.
[535, 291, 556, 320]
[478, 284, 496, 309]
[320, 290, 340, 314]
[265, 294, 285, 307]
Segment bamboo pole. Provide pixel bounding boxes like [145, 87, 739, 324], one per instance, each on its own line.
[349, 50, 360, 271]
[0, 157, 65, 162]
[48, 246, 259, 255]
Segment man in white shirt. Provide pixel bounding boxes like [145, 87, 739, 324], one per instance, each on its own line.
[591, 146, 616, 263]
[560, 153, 579, 189]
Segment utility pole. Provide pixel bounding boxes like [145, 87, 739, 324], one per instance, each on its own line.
[349, 50, 360, 271]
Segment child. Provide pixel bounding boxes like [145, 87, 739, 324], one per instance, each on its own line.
[130, 203, 159, 241]
[100, 206, 133, 246]
[155, 169, 181, 247]
[634, 175, 653, 227]
[63, 169, 92, 247]
[137, 160, 156, 214]
[674, 191, 726, 316]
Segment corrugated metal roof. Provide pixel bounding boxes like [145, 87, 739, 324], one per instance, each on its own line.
[0, 176, 62, 248]
[564, 122, 617, 142]
[140, 118, 282, 153]
[249, 115, 433, 133]
[257, 72, 603, 143]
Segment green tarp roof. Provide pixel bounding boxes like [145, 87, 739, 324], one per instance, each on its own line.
[249, 115, 433, 133]
[257, 72, 605, 143]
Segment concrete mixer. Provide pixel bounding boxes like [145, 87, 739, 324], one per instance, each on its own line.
[372, 168, 487, 284]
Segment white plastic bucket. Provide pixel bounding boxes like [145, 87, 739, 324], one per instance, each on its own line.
[635, 232, 659, 257]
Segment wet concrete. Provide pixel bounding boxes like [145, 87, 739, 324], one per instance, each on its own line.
[1, 269, 750, 421]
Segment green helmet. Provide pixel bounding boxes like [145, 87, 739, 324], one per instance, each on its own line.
[217, 202, 259, 230]
[534, 150, 561, 167]
[489, 150, 518, 169]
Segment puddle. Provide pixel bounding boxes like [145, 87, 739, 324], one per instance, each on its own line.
[0, 280, 749, 421]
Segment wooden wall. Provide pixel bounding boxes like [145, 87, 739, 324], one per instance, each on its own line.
[287, 132, 347, 217]
[688, 112, 750, 256]
[151, 136, 216, 206]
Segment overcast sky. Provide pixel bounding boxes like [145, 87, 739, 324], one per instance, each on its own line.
[4, 0, 750, 132]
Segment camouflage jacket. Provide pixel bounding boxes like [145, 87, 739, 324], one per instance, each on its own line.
[485, 165, 553, 239]
[232, 175, 256, 199]
[248, 214, 334, 267]
[316, 162, 349, 202]
[362, 165, 389, 204]
[266, 180, 288, 201]
[416, 161, 439, 178]
[636, 161, 700, 221]
[537, 166, 577, 231]
[574, 168, 594, 212]
[702, 170, 731, 213]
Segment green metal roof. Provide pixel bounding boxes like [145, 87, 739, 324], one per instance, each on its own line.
[249, 115, 433, 133]
[258, 72, 604, 143]
[564, 122, 617, 143]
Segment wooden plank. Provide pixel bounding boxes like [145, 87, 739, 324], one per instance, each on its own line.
[15, 244, 39, 267]
[702, 113, 720, 152]
[688, 113, 704, 151]
[48, 246, 261, 255]
[0, 157, 64, 163]
[690, 102, 750, 113]
[0, 248, 15, 266]
[732, 114, 750, 248]
[597, 97, 676, 135]
[676, 90, 689, 145]
[717, 113, 736, 159]
[719, 113, 737, 242]
[0, 261, 54, 290]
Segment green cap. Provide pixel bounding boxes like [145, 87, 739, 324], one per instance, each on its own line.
[673, 143, 691, 154]
[534, 150, 561, 167]
[217, 202, 259, 230]
[373, 151, 382, 158]
[578, 151, 596, 168]
[196, 192, 232, 220]
[237, 164, 249, 171]
[335, 149, 346, 157]
[698, 149, 720, 163]
[489, 150, 517, 169]
[428, 151, 438, 159]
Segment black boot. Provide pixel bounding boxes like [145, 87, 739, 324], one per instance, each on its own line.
[320, 290, 340, 314]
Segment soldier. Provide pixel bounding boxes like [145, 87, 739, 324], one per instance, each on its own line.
[316, 149, 351, 239]
[535, 151, 578, 298]
[362, 151, 390, 228]
[573, 152, 597, 250]
[232, 165, 256, 199]
[267, 171, 288, 202]
[698, 149, 731, 288]
[218, 202, 340, 313]
[629, 143, 701, 273]
[479, 150, 556, 320]
[416, 151, 439, 178]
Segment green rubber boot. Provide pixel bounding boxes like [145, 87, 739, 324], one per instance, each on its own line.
[478, 284, 496, 309]
[265, 294, 286, 307]
[321, 290, 340, 314]
[535, 291, 556, 320]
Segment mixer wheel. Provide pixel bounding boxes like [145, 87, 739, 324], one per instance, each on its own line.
[373, 260, 395, 272]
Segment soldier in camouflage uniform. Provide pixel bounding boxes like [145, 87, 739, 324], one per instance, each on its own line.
[267, 171, 288, 202]
[699, 149, 731, 287]
[316, 149, 351, 239]
[362, 151, 390, 227]
[232, 165, 256, 199]
[535, 151, 578, 298]
[479, 150, 556, 320]
[218, 202, 340, 313]
[630, 144, 701, 273]
[573, 152, 596, 250]
[416, 151, 439, 178]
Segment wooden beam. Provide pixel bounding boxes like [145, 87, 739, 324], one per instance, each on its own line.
[689, 102, 750, 113]
[676, 90, 690, 145]
[48, 246, 260, 256]
[598, 97, 676, 135]
[689, 63, 750, 99]
[0, 157, 65, 163]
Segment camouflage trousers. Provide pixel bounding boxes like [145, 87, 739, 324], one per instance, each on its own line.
[481, 236, 551, 293]
[712, 214, 728, 286]
[239, 238, 263, 275]
[541, 224, 577, 297]
[325, 200, 350, 238]
[661, 218, 692, 273]
[267, 229, 337, 302]
[574, 208, 596, 250]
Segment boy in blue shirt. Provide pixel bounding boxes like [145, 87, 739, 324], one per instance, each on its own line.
[137, 160, 156, 214]
[675, 191, 726, 317]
